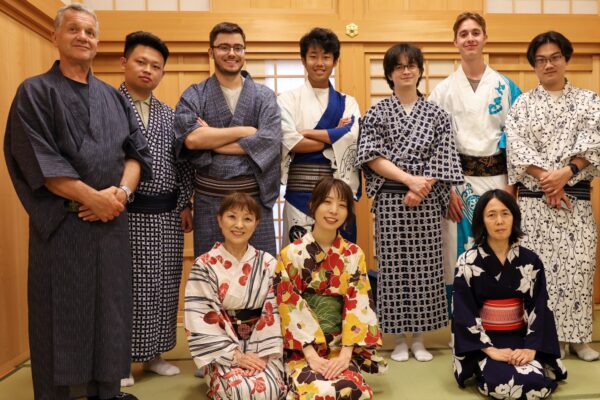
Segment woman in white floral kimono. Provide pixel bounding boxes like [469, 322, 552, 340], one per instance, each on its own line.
[185, 192, 286, 400]
[452, 190, 566, 399]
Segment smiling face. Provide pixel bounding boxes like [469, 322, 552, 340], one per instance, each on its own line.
[534, 42, 567, 91]
[217, 207, 259, 248]
[454, 18, 487, 60]
[52, 9, 98, 66]
[387, 53, 421, 93]
[209, 32, 245, 77]
[302, 45, 336, 89]
[121, 45, 165, 96]
[483, 197, 514, 243]
[312, 188, 349, 233]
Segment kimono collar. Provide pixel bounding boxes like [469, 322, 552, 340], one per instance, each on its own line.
[456, 64, 493, 83]
[300, 231, 345, 264]
[206, 71, 256, 127]
[535, 79, 573, 97]
[49, 60, 92, 83]
[212, 241, 257, 264]
[479, 241, 521, 279]
[119, 82, 154, 105]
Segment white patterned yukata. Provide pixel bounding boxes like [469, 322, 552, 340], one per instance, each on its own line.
[185, 243, 286, 400]
[506, 82, 600, 343]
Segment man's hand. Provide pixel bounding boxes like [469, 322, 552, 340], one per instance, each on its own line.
[406, 175, 434, 199]
[323, 347, 353, 379]
[446, 189, 464, 222]
[403, 190, 423, 207]
[546, 189, 572, 209]
[509, 349, 536, 366]
[540, 167, 571, 196]
[78, 187, 124, 222]
[180, 207, 193, 232]
[337, 117, 351, 128]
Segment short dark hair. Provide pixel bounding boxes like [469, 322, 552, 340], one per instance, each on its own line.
[526, 31, 573, 67]
[209, 22, 246, 47]
[218, 192, 261, 220]
[453, 11, 486, 40]
[308, 177, 355, 231]
[472, 189, 524, 246]
[124, 31, 169, 64]
[383, 43, 424, 91]
[299, 27, 341, 61]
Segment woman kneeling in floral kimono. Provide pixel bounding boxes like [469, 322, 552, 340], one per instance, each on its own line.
[185, 192, 286, 400]
[275, 177, 387, 400]
[452, 189, 567, 399]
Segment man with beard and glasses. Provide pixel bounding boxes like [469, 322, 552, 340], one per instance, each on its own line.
[174, 22, 281, 261]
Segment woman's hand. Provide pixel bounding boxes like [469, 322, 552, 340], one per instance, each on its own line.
[233, 349, 267, 375]
[482, 347, 513, 362]
[446, 189, 464, 222]
[323, 346, 353, 379]
[303, 345, 330, 376]
[509, 349, 536, 366]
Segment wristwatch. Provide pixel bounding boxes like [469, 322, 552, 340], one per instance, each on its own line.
[567, 162, 580, 177]
[119, 185, 135, 203]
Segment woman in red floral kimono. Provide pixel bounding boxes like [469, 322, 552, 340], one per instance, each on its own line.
[185, 192, 286, 400]
[275, 177, 387, 400]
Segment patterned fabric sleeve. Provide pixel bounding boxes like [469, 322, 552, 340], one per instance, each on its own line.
[356, 103, 386, 197]
[340, 247, 382, 349]
[564, 90, 600, 185]
[422, 109, 463, 185]
[184, 258, 239, 369]
[275, 246, 326, 351]
[250, 256, 284, 360]
[237, 87, 282, 173]
[506, 94, 546, 186]
[175, 158, 194, 212]
[452, 249, 493, 356]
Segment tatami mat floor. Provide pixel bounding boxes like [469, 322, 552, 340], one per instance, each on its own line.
[2, 317, 600, 400]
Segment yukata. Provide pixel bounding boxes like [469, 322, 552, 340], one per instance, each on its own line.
[506, 82, 600, 343]
[452, 243, 567, 399]
[119, 83, 194, 362]
[278, 81, 361, 245]
[429, 66, 521, 302]
[4, 61, 152, 399]
[185, 243, 286, 400]
[275, 232, 387, 400]
[356, 95, 463, 334]
[174, 71, 281, 256]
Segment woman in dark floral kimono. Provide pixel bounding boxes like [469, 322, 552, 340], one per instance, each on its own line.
[275, 177, 387, 400]
[452, 189, 567, 399]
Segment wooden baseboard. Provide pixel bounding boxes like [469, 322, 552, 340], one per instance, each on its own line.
[0, 352, 29, 379]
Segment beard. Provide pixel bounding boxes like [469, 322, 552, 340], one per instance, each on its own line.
[214, 58, 243, 76]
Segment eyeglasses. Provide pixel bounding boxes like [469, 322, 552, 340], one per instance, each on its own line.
[212, 44, 246, 55]
[394, 63, 418, 71]
[534, 54, 563, 67]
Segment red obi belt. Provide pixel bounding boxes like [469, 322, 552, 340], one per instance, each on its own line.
[480, 298, 526, 331]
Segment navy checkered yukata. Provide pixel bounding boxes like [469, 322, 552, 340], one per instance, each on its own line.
[119, 84, 194, 362]
[356, 95, 463, 334]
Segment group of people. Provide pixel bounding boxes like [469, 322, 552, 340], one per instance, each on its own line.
[4, 2, 600, 400]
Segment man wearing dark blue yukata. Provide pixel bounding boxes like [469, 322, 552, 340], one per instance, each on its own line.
[4, 4, 152, 400]
[174, 22, 281, 258]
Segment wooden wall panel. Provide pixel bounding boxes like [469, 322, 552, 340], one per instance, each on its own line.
[0, 7, 57, 378]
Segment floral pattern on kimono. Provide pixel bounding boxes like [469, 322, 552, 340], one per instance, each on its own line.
[275, 233, 387, 400]
[185, 243, 286, 400]
[452, 243, 567, 400]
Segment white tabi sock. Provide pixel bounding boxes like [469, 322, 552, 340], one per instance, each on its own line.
[570, 343, 600, 361]
[411, 333, 433, 362]
[391, 334, 409, 362]
[144, 356, 181, 376]
[120, 373, 134, 387]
